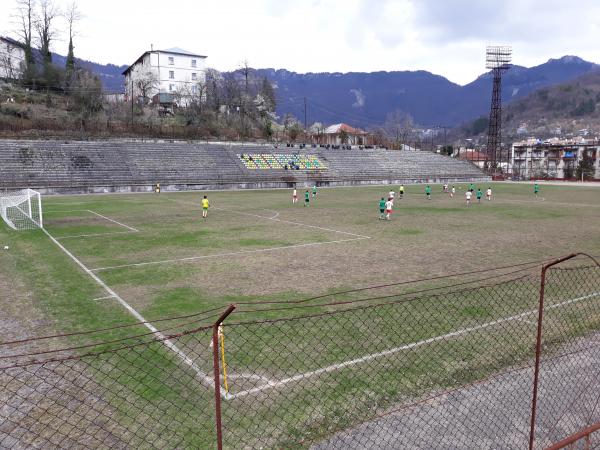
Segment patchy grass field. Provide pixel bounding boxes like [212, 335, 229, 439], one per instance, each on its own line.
[1, 181, 599, 448]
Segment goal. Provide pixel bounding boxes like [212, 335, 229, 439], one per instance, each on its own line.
[0, 189, 43, 230]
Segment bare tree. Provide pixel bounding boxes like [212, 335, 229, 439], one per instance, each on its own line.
[71, 69, 102, 130]
[131, 68, 159, 102]
[384, 110, 415, 149]
[0, 41, 21, 80]
[222, 72, 241, 111]
[36, 0, 60, 63]
[35, 0, 61, 86]
[204, 68, 221, 112]
[260, 76, 276, 113]
[13, 0, 36, 84]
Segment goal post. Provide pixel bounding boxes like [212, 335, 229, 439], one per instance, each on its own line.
[0, 189, 43, 230]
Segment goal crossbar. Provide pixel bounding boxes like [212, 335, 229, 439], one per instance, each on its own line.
[0, 188, 43, 230]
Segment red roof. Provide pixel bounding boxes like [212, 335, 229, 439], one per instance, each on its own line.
[324, 123, 367, 135]
[459, 151, 487, 161]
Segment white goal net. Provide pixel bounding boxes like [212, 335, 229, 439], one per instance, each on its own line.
[0, 189, 43, 230]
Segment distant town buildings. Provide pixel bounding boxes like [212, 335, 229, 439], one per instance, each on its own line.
[511, 138, 600, 179]
[123, 47, 207, 105]
[0, 36, 25, 80]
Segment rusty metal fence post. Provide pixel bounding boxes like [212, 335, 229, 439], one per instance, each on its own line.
[529, 253, 600, 450]
[212, 304, 236, 450]
[529, 254, 577, 450]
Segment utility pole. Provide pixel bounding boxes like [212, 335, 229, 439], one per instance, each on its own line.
[304, 97, 307, 130]
[443, 126, 447, 148]
[131, 78, 134, 130]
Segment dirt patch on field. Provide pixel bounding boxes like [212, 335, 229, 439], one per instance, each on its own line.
[0, 250, 130, 448]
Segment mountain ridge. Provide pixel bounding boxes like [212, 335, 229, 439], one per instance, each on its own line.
[60, 51, 599, 128]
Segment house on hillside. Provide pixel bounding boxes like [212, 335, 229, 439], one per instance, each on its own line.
[457, 149, 487, 169]
[0, 36, 26, 80]
[312, 123, 373, 146]
[123, 47, 207, 106]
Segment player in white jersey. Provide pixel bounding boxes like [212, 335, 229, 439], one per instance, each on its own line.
[292, 188, 298, 203]
[486, 187, 492, 201]
[385, 199, 393, 220]
[465, 190, 472, 206]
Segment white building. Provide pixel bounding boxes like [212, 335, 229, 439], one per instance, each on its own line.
[0, 36, 26, 80]
[312, 123, 373, 146]
[511, 139, 600, 180]
[123, 47, 207, 105]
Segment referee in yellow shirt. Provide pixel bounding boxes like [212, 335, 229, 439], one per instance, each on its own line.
[201, 195, 210, 218]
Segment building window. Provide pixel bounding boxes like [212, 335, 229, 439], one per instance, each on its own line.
[168, 56, 174, 65]
[169, 71, 174, 79]
[169, 84, 175, 91]
[192, 85, 198, 94]
[191, 59, 197, 68]
[191, 73, 197, 81]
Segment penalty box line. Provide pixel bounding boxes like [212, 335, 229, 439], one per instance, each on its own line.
[45, 209, 140, 239]
[167, 197, 371, 239]
[41, 228, 228, 399]
[89, 199, 372, 272]
[91, 237, 368, 272]
[211, 206, 371, 239]
[229, 291, 600, 399]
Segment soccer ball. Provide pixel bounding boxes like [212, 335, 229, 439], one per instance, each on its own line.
[3, 246, 8, 250]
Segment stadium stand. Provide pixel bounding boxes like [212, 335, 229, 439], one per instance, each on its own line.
[239, 153, 326, 170]
[0, 140, 489, 193]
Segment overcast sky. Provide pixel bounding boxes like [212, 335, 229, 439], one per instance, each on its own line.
[2, 0, 600, 85]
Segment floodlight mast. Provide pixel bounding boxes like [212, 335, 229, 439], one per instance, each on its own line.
[485, 46, 512, 173]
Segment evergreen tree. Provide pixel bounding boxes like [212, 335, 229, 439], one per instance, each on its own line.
[65, 36, 75, 85]
[64, 2, 80, 87]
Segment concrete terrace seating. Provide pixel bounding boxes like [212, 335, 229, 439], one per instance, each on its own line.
[238, 153, 326, 170]
[0, 140, 488, 193]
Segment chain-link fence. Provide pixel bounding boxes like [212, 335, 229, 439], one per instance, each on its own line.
[1, 255, 599, 449]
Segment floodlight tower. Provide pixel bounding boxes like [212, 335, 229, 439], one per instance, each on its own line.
[485, 45, 512, 171]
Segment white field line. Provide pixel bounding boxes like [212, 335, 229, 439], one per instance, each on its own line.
[89, 198, 371, 271]
[56, 230, 138, 240]
[495, 197, 546, 205]
[229, 291, 600, 399]
[86, 210, 139, 232]
[211, 206, 371, 239]
[91, 295, 116, 301]
[91, 237, 367, 272]
[227, 373, 273, 382]
[516, 317, 537, 326]
[45, 201, 96, 205]
[45, 209, 140, 238]
[41, 228, 229, 399]
[45, 209, 92, 213]
[168, 196, 371, 238]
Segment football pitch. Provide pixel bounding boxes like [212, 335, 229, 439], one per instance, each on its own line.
[1, 181, 600, 448]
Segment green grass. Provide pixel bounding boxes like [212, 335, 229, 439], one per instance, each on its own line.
[1, 182, 599, 448]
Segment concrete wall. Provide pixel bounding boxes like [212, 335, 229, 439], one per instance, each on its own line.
[34, 177, 492, 196]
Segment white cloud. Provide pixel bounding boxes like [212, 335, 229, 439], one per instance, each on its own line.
[0, 0, 599, 85]
[350, 89, 365, 108]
